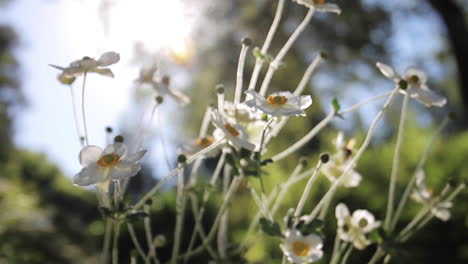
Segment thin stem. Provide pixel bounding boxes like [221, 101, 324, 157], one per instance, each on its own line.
[137, 102, 158, 151]
[155, 107, 173, 170]
[199, 106, 212, 138]
[170, 166, 187, 264]
[340, 244, 353, 264]
[390, 116, 450, 229]
[127, 223, 150, 264]
[318, 187, 336, 220]
[112, 220, 121, 264]
[294, 159, 323, 217]
[246, 0, 285, 96]
[339, 91, 394, 115]
[384, 93, 409, 231]
[259, 8, 315, 96]
[134, 139, 224, 210]
[308, 88, 399, 219]
[329, 233, 342, 264]
[101, 218, 112, 264]
[217, 92, 225, 115]
[293, 54, 323, 96]
[68, 85, 84, 147]
[368, 247, 385, 264]
[271, 111, 335, 162]
[234, 44, 249, 106]
[144, 205, 157, 262]
[81, 72, 89, 145]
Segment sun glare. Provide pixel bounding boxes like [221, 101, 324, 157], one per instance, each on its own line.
[108, 0, 193, 61]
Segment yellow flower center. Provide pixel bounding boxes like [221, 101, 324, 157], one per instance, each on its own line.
[224, 123, 240, 137]
[267, 95, 288, 106]
[292, 241, 311, 257]
[427, 188, 434, 196]
[314, 0, 326, 4]
[358, 218, 368, 228]
[195, 136, 215, 147]
[97, 154, 121, 167]
[82, 56, 93, 60]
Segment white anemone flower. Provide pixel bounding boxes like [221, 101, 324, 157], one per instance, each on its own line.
[223, 102, 269, 147]
[335, 203, 381, 250]
[280, 229, 324, 264]
[376, 62, 447, 107]
[50, 51, 120, 80]
[411, 170, 452, 221]
[135, 66, 190, 105]
[292, 0, 341, 14]
[211, 110, 256, 151]
[179, 136, 220, 158]
[244, 90, 312, 117]
[322, 133, 362, 188]
[73, 143, 147, 192]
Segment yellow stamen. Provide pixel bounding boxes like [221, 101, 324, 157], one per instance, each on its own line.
[408, 75, 420, 85]
[97, 154, 121, 167]
[314, 0, 326, 4]
[292, 241, 311, 257]
[428, 188, 434, 196]
[224, 123, 240, 137]
[195, 136, 215, 147]
[267, 95, 288, 106]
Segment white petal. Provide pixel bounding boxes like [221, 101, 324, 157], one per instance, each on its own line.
[308, 249, 324, 262]
[229, 135, 256, 151]
[336, 203, 350, 221]
[376, 62, 399, 81]
[73, 164, 105, 186]
[103, 143, 127, 156]
[287, 95, 313, 110]
[407, 85, 447, 107]
[123, 150, 147, 164]
[97, 51, 120, 66]
[169, 88, 191, 105]
[304, 233, 323, 249]
[316, 3, 342, 14]
[342, 170, 362, 188]
[90, 68, 115, 78]
[79, 145, 103, 166]
[432, 208, 451, 221]
[109, 164, 141, 180]
[352, 209, 377, 233]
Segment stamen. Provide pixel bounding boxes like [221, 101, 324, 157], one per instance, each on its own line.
[292, 241, 310, 257]
[97, 154, 121, 167]
[359, 218, 368, 228]
[314, 0, 326, 4]
[267, 95, 288, 106]
[195, 136, 215, 147]
[224, 123, 240, 137]
[408, 75, 420, 85]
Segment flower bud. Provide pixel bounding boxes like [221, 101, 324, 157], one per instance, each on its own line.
[242, 37, 252, 46]
[177, 154, 187, 164]
[155, 96, 164, 104]
[319, 51, 328, 59]
[320, 153, 330, 164]
[114, 135, 124, 143]
[398, 80, 408, 90]
[105, 126, 113, 133]
[145, 198, 153, 206]
[216, 84, 225, 94]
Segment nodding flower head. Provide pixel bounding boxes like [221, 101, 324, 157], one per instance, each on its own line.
[244, 90, 312, 117]
[211, 110, 256, 151]
[280, 229, 324, 263]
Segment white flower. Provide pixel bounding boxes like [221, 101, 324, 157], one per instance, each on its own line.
[135, 66, 190, 105]
[280, 229, 323, 264]
[50, 51, 120, 80]
[335, 203, 380, 250]
[292, 0, 341, 14]
[179, 136, 220, 158]
[376, 62, 447, 107]
[73, 143, 147, 192]
[411, 170, 452, 221]
[211, 110, 256, 151]
[223, 102, 269, 147]
[322, 132, 362, 188]
[244, 90, 312, 117]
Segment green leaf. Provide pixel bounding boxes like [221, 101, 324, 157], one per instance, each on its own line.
[332, 98, 341, 113]
[253, 47, 265, 60]
[259, 217, 283, 237]
[299, 219, 325, 235]
[369, 227, 386, 244]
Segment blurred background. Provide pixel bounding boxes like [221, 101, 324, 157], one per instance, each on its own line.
[0, 0, 467, 263]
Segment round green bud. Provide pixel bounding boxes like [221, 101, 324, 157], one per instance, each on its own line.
[398, 80, 408, 90]
[216, 84, 225, 94]
[319, 51, 329, 59]
[155, 96, 164, 104]
[242, 37, 252, 46]
[145, 198, 153, 206]
[105, 126, 113, 133]
[177, 154, 187, 164]
[114, 135, 124, 143]
[320, 153, 330, 164]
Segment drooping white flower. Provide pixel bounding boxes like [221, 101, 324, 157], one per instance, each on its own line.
[211, 110, 256, 151]
[73, 143, 147, 192]
[50, 51, 120, 82]
[280, 229, 324, 264]
[335, 203, 380, 250]
[292, 0, 341, 14]
[135, 66, 190, 105]
[376, 62, 447, 107]
[180, 136, 220, 158]
[410, 170, 452, 221]
[244, 90, 312, 117]
[322, 132, 362, 188]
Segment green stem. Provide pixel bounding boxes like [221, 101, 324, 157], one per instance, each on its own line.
[384, 93, 409, 231]
[112, 220, 121, 264]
